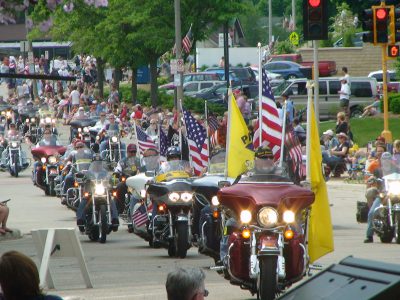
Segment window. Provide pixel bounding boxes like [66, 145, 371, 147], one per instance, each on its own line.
[184, 83, 198, 92]
[200, 82, 214, 89]
[290, 82, 307, 95]
[319, 81, 327, 95]
[328, 81, 341, 95]
[351, 82, 372, 97]
[183, 75, 192, 83]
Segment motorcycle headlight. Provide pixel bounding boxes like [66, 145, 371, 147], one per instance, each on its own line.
[78, 128, 82, 132]
[240, 210, 252, 224]
[41, 157, 46, 163]
[40, 118, 44, 124]
[111, 136, 118, 143]
[45, 117, 51, 124]
[140, 189, 146, 198]
[6, 111, 11, 117]
[181, 192, 193, 202]
[257, 207, 278, 228]
[388, 181, 400, 196]
[211, 196, 219, 206]
[26, 118, 29, 123]
[283, 210, 295, 223]
[83, 127, 89, 133]
[11, 142, 17, 148]
[48, 156, 57, 164]
[169, 192, 180, 202]
[95, 184, 105, 195]
[31, 118, 35, 123]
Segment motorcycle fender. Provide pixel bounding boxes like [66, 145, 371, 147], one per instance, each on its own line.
[258, 235, 280, 256]
[258, 247, 280, 256]
[176, 215, 189, 222]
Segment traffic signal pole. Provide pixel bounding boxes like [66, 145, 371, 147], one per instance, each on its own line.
[381, 44, 392, 142]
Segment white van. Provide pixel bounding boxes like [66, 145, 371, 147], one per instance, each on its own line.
[273, 77, 378, 120]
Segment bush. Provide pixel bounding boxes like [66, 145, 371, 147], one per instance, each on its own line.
[199, 65, 209, 71]
[274, 40, 294, 54]
[157, 76, 170, 85]
[389, 94, 400, 114]
[343, 30, 355, 47]
[320, 33, 334, 47]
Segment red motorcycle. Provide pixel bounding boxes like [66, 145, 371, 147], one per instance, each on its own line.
[31, 135, 66, 196]
[216, 173, 314, 300]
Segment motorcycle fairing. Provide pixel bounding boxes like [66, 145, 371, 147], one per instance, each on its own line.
[31, 146, 66, 160]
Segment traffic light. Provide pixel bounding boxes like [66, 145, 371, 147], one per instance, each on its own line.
[362, 8, 374, 43]
[388, 45, 399, 57]
[303, 0, 328, 40]
[389, 7, 400, 43]
[375, 7, 389, 43]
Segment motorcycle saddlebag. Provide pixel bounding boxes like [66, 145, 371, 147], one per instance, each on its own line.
[356, 201, 369, 223]
[227, 232, 251, 281]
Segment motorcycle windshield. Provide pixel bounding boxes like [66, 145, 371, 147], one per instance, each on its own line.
[142, 155, 160, 172]
[239, 160, 291, 183]
[381, 153, 400, 196]
[37, 134, 60, 147]
[208, 151, 226, 174]
[86, 161, 110, 181]
[155, 160, 191, 182]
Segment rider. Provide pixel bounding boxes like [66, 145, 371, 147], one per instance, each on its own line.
[113, 144, 144, 213]
[99, 114, 126, 159]
[0, 123, 28, 169]
[76, 153, 119, 232]
[61, 141, 93, 204]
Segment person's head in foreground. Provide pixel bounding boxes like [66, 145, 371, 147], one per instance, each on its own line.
[166, 267, 208, 300]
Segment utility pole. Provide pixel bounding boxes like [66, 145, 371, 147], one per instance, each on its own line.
[268, 0, 272, 44]
[292, 0, 296, 30]
[223, 22, 230, 91]
[174, 0, 183, 111]
[24, 10, 38, 100]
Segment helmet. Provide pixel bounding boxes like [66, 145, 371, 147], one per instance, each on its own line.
[127, 144, 137, 153]
[167, 146, 181, 160]
[255, 146, 274, 159]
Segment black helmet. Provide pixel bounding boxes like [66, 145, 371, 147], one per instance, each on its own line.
[255, 146, 274, 159]
[166, 146, 181, 160]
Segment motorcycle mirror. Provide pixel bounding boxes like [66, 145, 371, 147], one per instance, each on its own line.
[218, 181, 231, 188]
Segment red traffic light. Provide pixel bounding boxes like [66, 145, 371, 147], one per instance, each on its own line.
[388, 45, 400, 57]
[376, 8, 387, 20]
[308, 0, 321, 7]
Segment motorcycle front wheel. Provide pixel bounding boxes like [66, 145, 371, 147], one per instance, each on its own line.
[98, 204, 108, 244]
[176, 222, 189, 258]
[258, 256, 278, 300]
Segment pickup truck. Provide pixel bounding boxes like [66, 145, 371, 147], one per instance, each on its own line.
[269, 54, 337, 77]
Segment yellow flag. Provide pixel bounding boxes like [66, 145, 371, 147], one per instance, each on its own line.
[226, 95, 254, 178]
[308, 104, 334, 263]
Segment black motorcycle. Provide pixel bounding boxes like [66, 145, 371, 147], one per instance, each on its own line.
[146, 160, 194, 258]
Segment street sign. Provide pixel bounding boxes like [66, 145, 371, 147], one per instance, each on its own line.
[170, 59, 177, 75]
[177, 58, 184, 72]
[174, 73, 181, 86]
[289, 32, 300, 46]
[218, 33, 232, 47]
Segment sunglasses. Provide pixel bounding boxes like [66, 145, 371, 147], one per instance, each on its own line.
[76, 145, 84, 149]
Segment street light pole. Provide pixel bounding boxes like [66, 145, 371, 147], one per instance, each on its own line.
[174, 0, 183, 111]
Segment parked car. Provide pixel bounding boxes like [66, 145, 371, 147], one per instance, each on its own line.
[272, 77, 378, 120]
[159, 72, 221, 91]
[263, 61, 312, 79]
[204, 66, 257, 85]
[368, 70, 400, 93]
[250, 67, 284, 87]
[269, 54, 337, 76]
[182, 81, 222, 96]
[333, 32, 366, 47]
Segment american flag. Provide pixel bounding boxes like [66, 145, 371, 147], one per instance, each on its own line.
[132, 203, 148, 227]
[182, 25, 193, 54]
[182, 108, 208, 175]
[285, 124, 306, 179]
[135, 124, 157, 154]
[159, 128, 168, 157]
[253, 68, 283, 159]
[208, 114, 219, 150]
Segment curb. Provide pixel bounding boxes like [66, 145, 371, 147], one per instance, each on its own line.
[0, 228, 22, 242]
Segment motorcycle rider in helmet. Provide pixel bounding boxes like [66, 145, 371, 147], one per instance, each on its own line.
[76, 153, 119, 232]
[113, 144, 145, 213]
[0, 123, 29, 169]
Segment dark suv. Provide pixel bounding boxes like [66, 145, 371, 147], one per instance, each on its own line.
[204, 67, 257, 85]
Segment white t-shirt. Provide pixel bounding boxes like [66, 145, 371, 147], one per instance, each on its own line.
[339, 83, 350, 100]
[70, 90, 80, 105]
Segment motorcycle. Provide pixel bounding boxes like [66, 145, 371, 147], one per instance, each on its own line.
[100, 130, 124, 169]
[215, 166, 315, 300]
[372, 154, 400, 243]
[69, 118, 97, 144]
[146, 160, 194, 258]
[192, 150, 234, 261]
[31, 135, 66, 196]
[125, 154, 160, 236]
[79, 160, 115, 243]
[5, 136, 27, 177]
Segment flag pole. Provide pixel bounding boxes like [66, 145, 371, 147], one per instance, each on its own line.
[224, 91, 233, 179]
[279, 101, 287, 168]
[306, 80, 314, 181]
[179, 99, 183, 160]
[258, 42, 263, 147]
[133, 121, 140, 157]
[204, 100, 210, 168]
[157, 123, 161, 154]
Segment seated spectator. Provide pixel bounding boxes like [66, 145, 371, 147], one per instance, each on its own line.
[293, 118, 306, 144]
[393, 139, 400, 162]
[322, 132, 350, 171]
[335, 112, 348, 135]
[321, 129, 339, 152]
[0, 201, 11, 234]
[360, 95, 381, 118]
[0, 251, 63, 300]
[166, 267, 208, 300]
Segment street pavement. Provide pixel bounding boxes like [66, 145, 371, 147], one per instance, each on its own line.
[1, 124, 400, 299]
